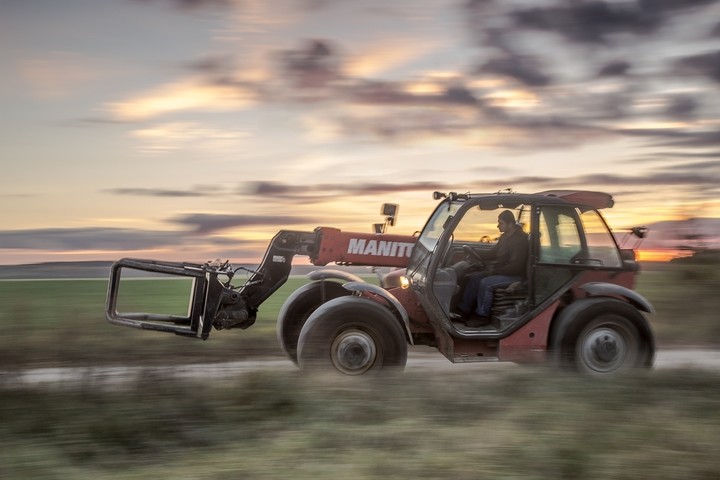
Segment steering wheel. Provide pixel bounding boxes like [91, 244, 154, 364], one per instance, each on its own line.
[463, 245, 485, 265]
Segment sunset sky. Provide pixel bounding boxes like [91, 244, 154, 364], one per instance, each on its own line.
[1, 0, 719, 265]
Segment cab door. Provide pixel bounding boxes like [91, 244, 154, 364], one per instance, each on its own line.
[531, 204, 624, 307]
[532, 204, 585, 306]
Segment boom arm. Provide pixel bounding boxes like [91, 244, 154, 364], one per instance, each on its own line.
[105, 227, 416, 339]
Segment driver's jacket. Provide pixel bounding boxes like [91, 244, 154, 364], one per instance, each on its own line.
[483, 226, 528, 278]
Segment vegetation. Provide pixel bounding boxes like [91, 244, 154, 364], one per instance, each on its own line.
[0, 277, 302, 368]
[1, 368, 719, 479]
[0, 262, 718, 369]
[0, 263, 717, 478]
[639, 259, 720, 346]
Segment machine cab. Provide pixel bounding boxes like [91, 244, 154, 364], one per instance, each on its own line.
[406, 191, 636, 336]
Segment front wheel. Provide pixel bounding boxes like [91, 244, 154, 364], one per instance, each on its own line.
[277, 280, 349, 364]
[297, 296, 408, 375]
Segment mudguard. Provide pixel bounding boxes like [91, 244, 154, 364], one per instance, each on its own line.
[580, 282, 655, 314]
[342, 281, 414, 345]
[307, 269, 365, 283]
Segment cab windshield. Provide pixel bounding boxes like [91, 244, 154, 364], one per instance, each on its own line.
[416, 201, 462, 252]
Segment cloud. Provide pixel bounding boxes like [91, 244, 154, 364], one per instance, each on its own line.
[506, 0, 715, 45]
[343, 37, 442, 79]
[476, 54, 552, 87]
[639, 150, 720, 159]
[664, 95, 699, 119]
[712, 21, 720, 37]
[276, 39, 342, 89]
[131, 0, 233, 12]
[242, 181, 449, 201]
[610, 122, 720, 151]
[184, 54, 237, 75]
[243, 165, 720, 201]
[104, 2, 720, 157]
[675, 49, 720, 83]
[9, 164, 717, 254]
[0, 228, 183, 251]
[129, 122, 249, 154]
[597, 60, 632, 77]
[661, 159, 720, 172]
[170, 213, 317, 234]
[105, 187, 220, 198]
[576, 171, 718, 188]
[106, 78, 256, 121]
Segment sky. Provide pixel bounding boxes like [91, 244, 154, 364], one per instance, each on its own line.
[1, 0, 719, 266]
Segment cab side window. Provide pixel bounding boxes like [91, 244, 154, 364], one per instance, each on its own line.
[538, 207, 581, 264]
[580, 209, 622, 268]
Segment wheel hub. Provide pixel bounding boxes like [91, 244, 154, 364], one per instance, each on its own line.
[331, 329, 377, 375]
[594, 335, 618, 362]
[580, 327, 627, 373]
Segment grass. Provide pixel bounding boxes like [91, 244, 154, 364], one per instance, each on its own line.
[1, 368, 719, 479]
[0, 262, 717, 369]
[1, 263, 718, 479]
[0, 277, 311, 368]
[635, 263, 720, 345]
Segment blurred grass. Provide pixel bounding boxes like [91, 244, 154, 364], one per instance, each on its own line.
[0, 368, 718, 479]
[635, 262, 720, 346]
[0, 262, 718, 369]
[1, 263, 717, 479]
[0, 277, 312, 368]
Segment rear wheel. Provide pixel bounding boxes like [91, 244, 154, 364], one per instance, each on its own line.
[297, 296, 408, 375]
[574, 314, 640, 374]
[553, 299, 653, 375]
[277, 281, 349, 364]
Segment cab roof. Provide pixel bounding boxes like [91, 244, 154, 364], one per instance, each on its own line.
[446, 190, 615, 210]
[535, 190, 614, 209]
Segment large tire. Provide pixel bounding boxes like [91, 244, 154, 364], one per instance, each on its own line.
[297, 296, 408, 375]
[551, 299, 654, 375]
[277, 280, 349, 364]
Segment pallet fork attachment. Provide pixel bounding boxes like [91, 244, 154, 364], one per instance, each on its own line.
[105, 258, 228, 340]
[105, 230, 319, 340]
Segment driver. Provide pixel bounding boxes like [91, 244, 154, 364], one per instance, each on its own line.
[455, 210, 528, 327]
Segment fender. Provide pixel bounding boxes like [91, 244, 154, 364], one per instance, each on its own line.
[307, 269, 365, 283]
[342, 281, 414, 346]
[580, 282, 655, 314]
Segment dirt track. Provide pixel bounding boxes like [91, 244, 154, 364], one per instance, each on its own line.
[2, 348, 719, 389]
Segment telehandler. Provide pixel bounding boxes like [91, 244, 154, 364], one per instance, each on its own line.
[106, 190, 655, 375]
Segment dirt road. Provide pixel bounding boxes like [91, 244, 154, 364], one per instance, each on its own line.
[2, 348, 718, 389]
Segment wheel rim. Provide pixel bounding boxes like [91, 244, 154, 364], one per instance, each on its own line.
[578, 326, 628, 373]
[330, 329, 377, 375]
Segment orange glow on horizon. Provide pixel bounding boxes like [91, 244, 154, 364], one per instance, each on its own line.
[636, 249, 693, 263]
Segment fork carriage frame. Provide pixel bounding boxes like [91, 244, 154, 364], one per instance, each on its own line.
[105, 258, 228, 340]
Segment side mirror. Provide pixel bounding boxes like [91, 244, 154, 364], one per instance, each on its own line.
[381, 203, 398, 227]
[374, 204, 399, 233]
[631, 226, 648, 239]
[381, 203, 398, 217]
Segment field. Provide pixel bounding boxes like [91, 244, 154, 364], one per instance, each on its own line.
[1, 263, 719, 478]
[0, 262, 718, 369]
[2, 368, 719, 479]
[0, 276, 309, 368]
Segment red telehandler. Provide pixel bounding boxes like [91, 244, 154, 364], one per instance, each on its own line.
[106, 190, 655, 375]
